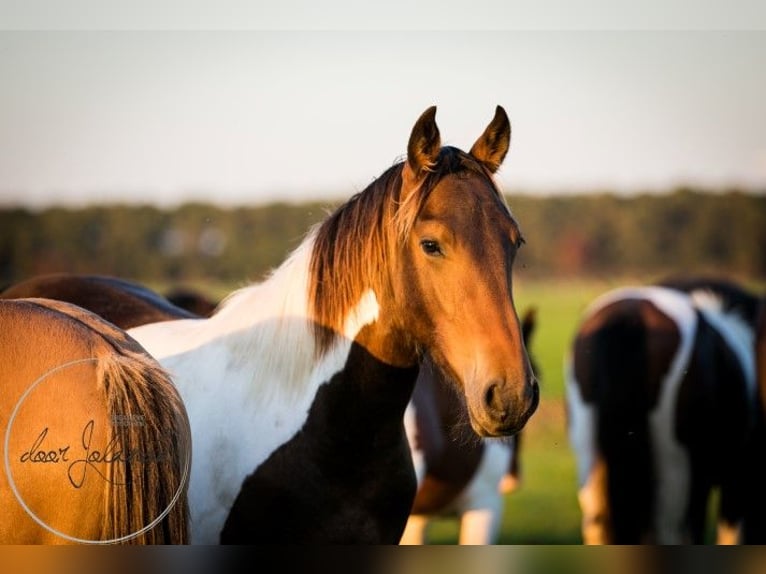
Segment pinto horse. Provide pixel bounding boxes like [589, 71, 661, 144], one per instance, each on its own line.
[0, 298, 190, 544]
[400, 307, 538, 545]
[565, 278, 759, 544]
[1, 106, 539, 544]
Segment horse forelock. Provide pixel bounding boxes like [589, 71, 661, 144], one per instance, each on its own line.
[395, 147, 509, 241]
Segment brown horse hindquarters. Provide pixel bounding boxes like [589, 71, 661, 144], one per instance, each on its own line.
[0, 298, 190, 544]
[1, 313, 106, 543]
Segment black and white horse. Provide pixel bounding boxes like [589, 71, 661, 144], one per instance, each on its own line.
[565, 277, 759, 544]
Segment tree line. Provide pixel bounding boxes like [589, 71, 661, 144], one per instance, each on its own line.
[1, 188, 763, 288]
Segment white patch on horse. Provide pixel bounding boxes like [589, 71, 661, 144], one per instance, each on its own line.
[642, 287, 697, 544]
[127, 235, 381, 544]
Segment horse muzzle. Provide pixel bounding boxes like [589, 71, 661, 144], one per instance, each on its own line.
[467, 375, 540, 437]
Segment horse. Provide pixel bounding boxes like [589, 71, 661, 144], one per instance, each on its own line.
[400, 307, 538, 545]
[564, 277, 759, 544]
[0, 298, 191, 544]
[0, 105, 539, 544]
[164, 287, 219, 318]
[0, 273, 200, 329]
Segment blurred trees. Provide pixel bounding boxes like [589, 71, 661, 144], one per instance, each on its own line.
[510, 188, 765, 281]
[1, 189, 763, 288]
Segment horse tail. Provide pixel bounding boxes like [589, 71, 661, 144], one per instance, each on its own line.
[591, 309, 654, 543]
[98, 352, 191, 544]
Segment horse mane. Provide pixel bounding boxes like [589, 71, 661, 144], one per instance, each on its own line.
[308, 146, 503, 355]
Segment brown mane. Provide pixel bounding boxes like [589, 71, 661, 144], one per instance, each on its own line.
[308, 146, 505, 356]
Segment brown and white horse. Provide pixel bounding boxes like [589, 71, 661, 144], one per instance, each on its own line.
[0, 298, 190, 544]
[400, 307, 537, 544]
[1, 106, 539, 544]
[565, 277, 759, 544]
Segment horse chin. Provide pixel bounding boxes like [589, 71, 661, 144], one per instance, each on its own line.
[469, 416, 524, 438]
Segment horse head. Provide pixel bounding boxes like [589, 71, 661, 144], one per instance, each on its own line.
[393, 106, 539, 437]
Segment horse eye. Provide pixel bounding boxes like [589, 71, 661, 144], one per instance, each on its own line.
[420, 239, 443, 257]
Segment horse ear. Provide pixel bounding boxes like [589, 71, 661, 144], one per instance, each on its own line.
[470, 105, 511, 173]
[405, 106, 441, 180]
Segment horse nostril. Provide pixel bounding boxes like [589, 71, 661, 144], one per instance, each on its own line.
[484, 382, 509, 419]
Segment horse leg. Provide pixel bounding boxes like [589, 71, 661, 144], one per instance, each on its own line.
[498, 434, 521, 494]
[716, 456, 747, 544]
[398, 514, 430, 545]
[716, 513, 742, 545]
[454, 441, 511, 544]
[651, 437, 692, 543]
[566, 363, 610, 544]
[457, 506, 502, 545]
[403, 403, 426, 484]
[577, 458, 610, 544]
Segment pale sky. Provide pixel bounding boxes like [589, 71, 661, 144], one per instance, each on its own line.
[1, 3, 765, 208]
